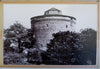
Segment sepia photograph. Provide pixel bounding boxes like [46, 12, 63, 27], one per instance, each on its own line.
[3, 4, 97, 65]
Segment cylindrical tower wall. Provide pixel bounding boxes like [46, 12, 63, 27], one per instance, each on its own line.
[31, 17, 75, 50]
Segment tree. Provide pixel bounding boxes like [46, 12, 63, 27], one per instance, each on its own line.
[45, 31, 83, 65]
[80, 28, 97, 65]
[4, 21, 37, 64]
[4, 21, 26, 38]
[4, 21, 27, 52]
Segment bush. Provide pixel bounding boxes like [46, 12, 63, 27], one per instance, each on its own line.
[4, 52, 29, 65]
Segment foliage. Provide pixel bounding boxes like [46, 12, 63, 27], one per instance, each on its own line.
[45, 31, 83, 65]
[43, 29, 96, 65]
[79, 28, 97, 65]
[4, 22, 26, 53]
[4, 22, 26, 38]
[4, 22, 37, 64]
[4, 22, 96, 65]
[4, 52, 29, 65]
[27, 48, 43, 64]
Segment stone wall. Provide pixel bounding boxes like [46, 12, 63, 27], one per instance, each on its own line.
[31, 17, 75, 50]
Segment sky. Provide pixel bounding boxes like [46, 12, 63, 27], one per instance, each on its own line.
[3, 4, 97, 32]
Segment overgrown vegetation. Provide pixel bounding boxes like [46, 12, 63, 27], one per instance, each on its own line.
[4, 22, 97, 65]
[45, 31, 83, 65]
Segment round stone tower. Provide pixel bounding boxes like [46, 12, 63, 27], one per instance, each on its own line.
[31, 8, 76, 50]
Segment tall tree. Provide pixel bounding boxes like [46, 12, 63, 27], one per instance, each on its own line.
[4, 21, 27, 38]
[80, 28, 97, 65]
[45, 31, 83, 65]
[4, 21, 27, 52]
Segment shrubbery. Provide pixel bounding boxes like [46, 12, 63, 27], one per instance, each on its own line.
[44, 31, 83, 65]
[4, 52, 27, 64]
[4, 23, 96, 65]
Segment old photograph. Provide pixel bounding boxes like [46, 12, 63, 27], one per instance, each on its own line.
[3, 4, 97, 65]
